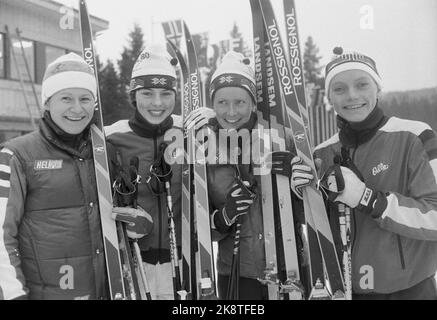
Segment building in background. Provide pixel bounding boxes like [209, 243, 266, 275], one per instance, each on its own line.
[0, 0, 108, 143]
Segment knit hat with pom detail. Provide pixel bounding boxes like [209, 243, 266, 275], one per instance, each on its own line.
[325, 47, 382, 97]
[129, 43, 178, 98]
[209, 51, 256, 104]
[41, 52, 97, 107]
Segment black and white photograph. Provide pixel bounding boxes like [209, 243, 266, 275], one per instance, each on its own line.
[0, 0, 436, 306]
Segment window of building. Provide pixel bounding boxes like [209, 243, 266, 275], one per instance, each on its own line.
[35, 44, 68, 84]
[0, 33, 4, 78]
[10, 38, 35, 82]
[45, 45, 67, 67]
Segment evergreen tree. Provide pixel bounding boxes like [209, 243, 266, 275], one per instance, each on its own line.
[99, 59, 133, 125]
[229, 22, 244, 54]
[303, 36, 323, 87]
[230, 21, 242, 39]
[118, 23, 145, 106]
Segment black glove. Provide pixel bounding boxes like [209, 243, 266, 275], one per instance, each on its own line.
[270, 151, 295, 177]
[271, 152, 315, 200]
[218, 180, 255, 227]
[150, 143, 172, 183]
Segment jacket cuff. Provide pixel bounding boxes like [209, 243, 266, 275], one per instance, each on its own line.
[369, 191, 389, 219]
[357, 188, 388, 218]
[213, 208, 231, 234]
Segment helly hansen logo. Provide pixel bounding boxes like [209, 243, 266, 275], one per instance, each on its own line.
[151, 78, 168, 85]
[372, 162, 389, 176]
[34, 160, 63, 170]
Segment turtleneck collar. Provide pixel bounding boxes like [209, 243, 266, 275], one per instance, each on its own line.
[128, 109, 174, 138]
[337, 104, 388, 148]
[42, 110, 91, 152]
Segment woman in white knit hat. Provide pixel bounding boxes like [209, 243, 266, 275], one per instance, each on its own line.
[0, 53, 108, 300]
[105, 43, 184, 300]
[187, 51, 267, 300]
[272, 47, 437, 299]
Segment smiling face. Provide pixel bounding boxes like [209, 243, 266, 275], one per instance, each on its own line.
[213, 87, 254, 130]
[47, 88, 95, 135]
[328, 69, 380, 123]
[135, 88, 175, 125]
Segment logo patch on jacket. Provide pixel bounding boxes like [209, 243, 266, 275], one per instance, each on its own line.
[372, 162, 389, 176]
[34, 160, 63, 170]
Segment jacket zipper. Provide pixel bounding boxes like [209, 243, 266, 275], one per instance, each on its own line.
[76, 159, 100, 294]
[397, 235, 406, 269]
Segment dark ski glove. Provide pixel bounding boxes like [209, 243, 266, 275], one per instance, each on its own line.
[217, 180, 255, 227]
[271, 152, 315, 200]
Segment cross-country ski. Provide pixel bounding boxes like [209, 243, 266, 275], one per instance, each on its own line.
[1, 0, 436, 303]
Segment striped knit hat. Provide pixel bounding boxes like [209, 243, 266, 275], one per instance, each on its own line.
[209, 51, 256, 104]
[41, 52, 97, 106]
[325, 47, 382, 97]
[130, 44, 178, 93]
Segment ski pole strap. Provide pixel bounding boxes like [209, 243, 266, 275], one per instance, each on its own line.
[129, 156, 141, 208]
[113, 171, 137, 206]
[113, 155, 141, 207]
[338, 147, 364, 181]
[150, 142, 173, 183]
[318, 164, 345, 202]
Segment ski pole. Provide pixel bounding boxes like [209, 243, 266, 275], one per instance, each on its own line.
[128, 157, 153, 300]
[344, 206, 352, 300]
[154, 143, 185, 300]
[113, 155, 143, 299]
[166, 179, 184, 300]
[226, 167, 256, 300]
[226, 218, 241, 300]
[336, 149, 354, 300]
[132, 240, 152, 300]
[338, 203, 352, 300]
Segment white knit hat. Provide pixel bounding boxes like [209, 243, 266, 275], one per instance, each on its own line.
[209, 51, 256, 103]
[325, 47, 382, 97]
[129, 43, 178, 94]
[41, 52, 97, 106]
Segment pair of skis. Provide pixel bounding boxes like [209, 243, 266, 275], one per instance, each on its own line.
[81, 0, 215, 300]
[250, 0, 347, 299]
[164, 23, 217, 300]
[79, 0, 152, 300]
[251, 0, 303, 300]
